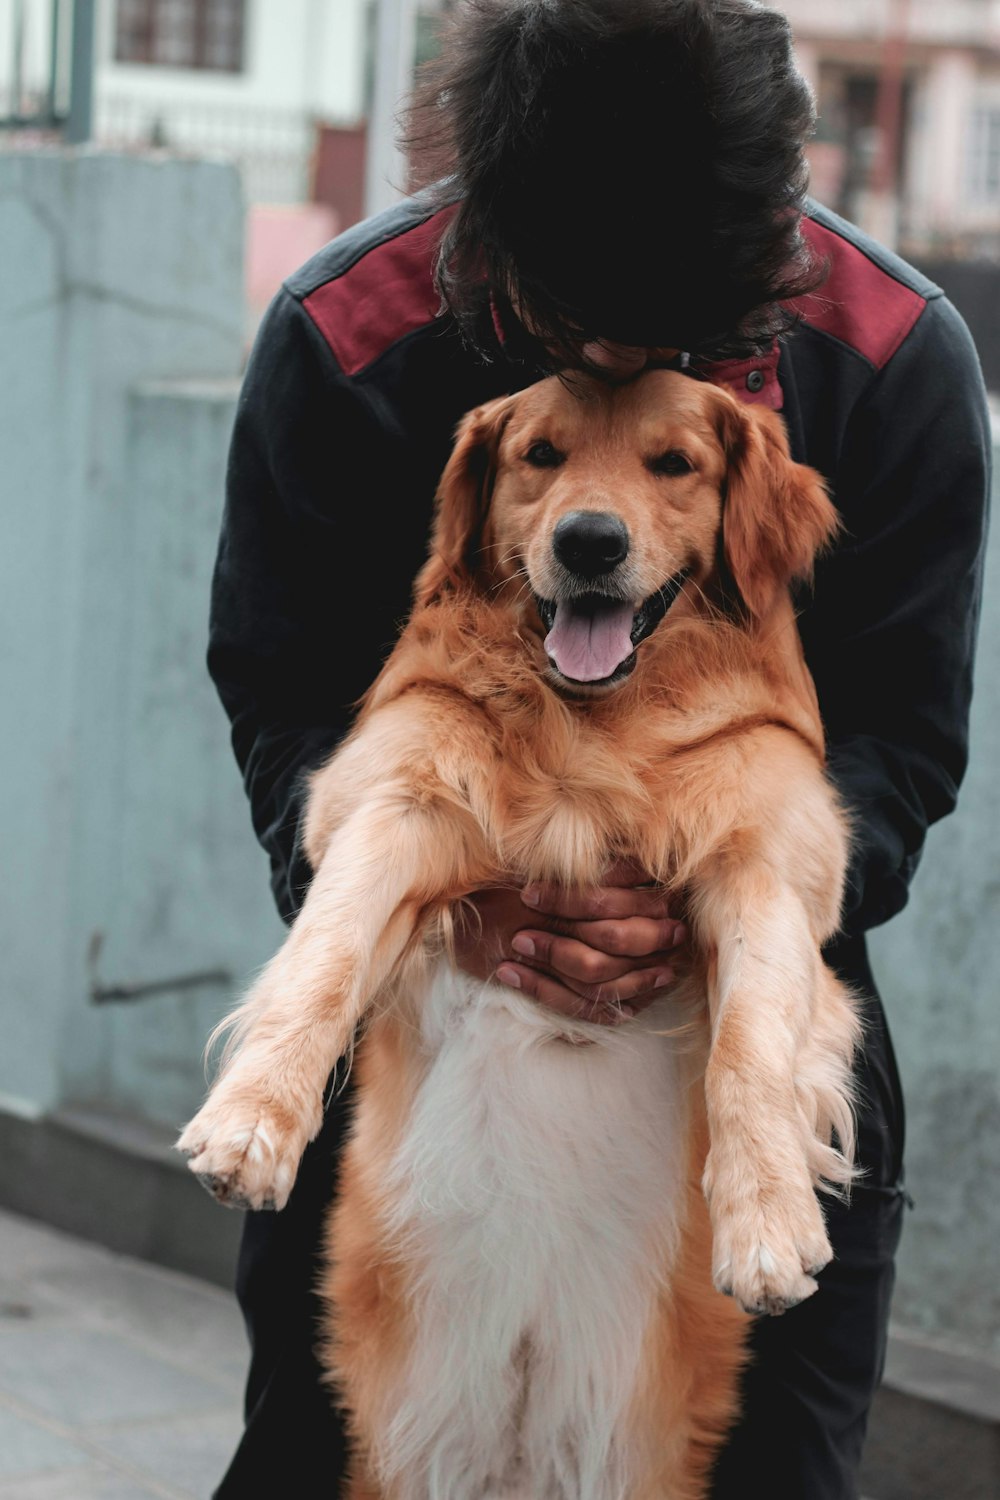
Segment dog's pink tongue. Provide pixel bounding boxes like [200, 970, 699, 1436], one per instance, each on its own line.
[544, 600, 635, 682]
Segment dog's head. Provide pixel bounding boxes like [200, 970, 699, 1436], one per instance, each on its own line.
[416, 369, 837, 693]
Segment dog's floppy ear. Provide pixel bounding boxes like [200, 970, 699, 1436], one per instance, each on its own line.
[717, 397, 840, 619]
[414, 395, 516, 607]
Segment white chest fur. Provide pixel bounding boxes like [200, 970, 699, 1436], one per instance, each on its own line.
[374, 963, 695, 1500]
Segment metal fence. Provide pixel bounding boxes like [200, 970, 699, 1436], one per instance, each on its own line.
[96, 92, 329, 204]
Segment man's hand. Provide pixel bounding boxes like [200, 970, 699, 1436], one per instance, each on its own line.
[454, 860, 687, 1026]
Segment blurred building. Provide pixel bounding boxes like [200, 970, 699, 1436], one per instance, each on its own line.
[7, 2, 1000, 258]
[98, 0, 369, 205]
[2, 0, 450, 330]
[780, 0, 1000, 258]
[4, 1, 367, 198]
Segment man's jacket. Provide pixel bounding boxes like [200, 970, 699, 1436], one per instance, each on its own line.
[208, 195, 991, 939]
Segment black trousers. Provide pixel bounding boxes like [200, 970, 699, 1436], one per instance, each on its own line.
[213, 935, 907, 1500]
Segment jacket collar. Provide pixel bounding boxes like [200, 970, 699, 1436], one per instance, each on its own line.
[490, 296, 784, 410]
[691, 343, 783, 410]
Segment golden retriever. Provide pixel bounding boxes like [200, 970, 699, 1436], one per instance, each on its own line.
[179, 368, 860, 1500]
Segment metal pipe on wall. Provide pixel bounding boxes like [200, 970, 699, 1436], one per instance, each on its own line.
[65, 0, 95, 144]
[364, 0, 419, 218]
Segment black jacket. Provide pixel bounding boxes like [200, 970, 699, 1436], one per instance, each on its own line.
[208, 195, 991, 934]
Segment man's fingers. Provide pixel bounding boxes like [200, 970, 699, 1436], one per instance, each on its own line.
[599, 857, 656, 887]
[522, 881, 676, 923]
[462, 874, 687, 1026]
[511, 929, 677, 982]
[572, 916, 687, 959]
[518, 913, 686, 960]
[495, 963, 629, 1024]
[494, 961, 675, 1023]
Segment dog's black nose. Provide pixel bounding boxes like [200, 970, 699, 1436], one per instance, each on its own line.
[552, 511, 630, 578]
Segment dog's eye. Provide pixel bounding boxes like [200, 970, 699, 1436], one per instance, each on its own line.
[523, 439, 565, 469]
[649, 450, 693, 477]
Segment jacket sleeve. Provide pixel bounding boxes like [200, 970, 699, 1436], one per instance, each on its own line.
[207, 288, 432, 923]
[800, 295, 992, 934]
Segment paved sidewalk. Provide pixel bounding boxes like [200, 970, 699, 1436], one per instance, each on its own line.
[0, 1207, 245, 1499]
[0, 1205, 902, 1499]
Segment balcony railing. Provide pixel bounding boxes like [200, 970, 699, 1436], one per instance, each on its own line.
[97, 94, 349, 206]
[779, 0, 1000, 50]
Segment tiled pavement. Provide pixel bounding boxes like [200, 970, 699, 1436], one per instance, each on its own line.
[0, 1207, 245, 1499]
[0, 1204, 899, 1499]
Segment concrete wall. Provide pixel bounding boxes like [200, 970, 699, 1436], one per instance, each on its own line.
[869, 479, 1000, 1363]
[0, 148, 281, 1130]
[55, 380, 287, 1131]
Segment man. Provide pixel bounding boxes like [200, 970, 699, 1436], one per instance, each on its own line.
[207, 2, 990, 1494]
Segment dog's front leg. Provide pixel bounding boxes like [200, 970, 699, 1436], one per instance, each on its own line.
[177, 787, 468, 1211]
[692, 859, 848, 1317]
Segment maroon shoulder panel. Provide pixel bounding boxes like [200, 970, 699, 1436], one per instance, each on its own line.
[303, 207, 455, 375]
[793, 218, 926, 370]
[304, 207, 925, 378]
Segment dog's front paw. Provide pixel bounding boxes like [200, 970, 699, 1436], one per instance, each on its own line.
[177, 1091, 316, 1211]
[703, 1153, 831, 1317]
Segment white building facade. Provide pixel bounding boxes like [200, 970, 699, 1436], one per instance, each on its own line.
[781, 0, 1000, 254]
[3, 0, 370, 202]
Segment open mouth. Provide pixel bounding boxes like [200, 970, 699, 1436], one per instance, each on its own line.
[536, 570, 690, 685]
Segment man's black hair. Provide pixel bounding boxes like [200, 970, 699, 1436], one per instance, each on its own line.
[408, 0, 825, 362]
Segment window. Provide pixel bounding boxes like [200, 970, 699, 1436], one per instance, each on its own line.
[968, 106, 1000, 206]
[115, 0, 246, 73]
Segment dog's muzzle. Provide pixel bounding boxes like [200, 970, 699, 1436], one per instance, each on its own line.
[536, 568, 691, 685]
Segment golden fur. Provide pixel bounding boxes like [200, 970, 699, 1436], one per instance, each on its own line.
[179, 369, 861, 1498]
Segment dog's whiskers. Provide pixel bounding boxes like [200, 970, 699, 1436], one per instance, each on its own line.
[489, 567, 535, 609]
